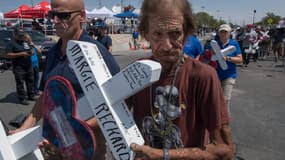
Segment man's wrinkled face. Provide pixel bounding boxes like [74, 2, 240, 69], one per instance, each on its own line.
[146, 13, 184, 64]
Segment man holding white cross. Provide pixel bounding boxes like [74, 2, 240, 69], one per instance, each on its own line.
[10, 0, 120, 159]
[214, 24, 243, 114]
[128, 0, 234, 159]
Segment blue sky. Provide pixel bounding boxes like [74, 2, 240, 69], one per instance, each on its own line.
[1, 0, 284, 25]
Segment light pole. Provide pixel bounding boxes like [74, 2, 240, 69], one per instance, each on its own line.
[216, 9, 220, 20]
[201, 6, 206, 29]
[98, 0, 102, 8]
[30, 0, 34, 6]
[253, 9, 256, 25]
[121, 0, 123, 12]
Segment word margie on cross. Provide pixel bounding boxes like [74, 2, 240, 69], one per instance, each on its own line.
[69, 44, 98, 91]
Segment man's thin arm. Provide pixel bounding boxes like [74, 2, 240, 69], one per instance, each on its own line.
[20, 95, 43, 130]
[171, 125, 233, 160]
[132, 125, 233, 160]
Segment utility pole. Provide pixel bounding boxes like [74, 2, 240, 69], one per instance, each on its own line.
[216, 9, 220, 20]
[98, 0, 102, 8]
[201, 6, 205, 12]
[253, 9, 256, 25]
[121, 0, 124, 12]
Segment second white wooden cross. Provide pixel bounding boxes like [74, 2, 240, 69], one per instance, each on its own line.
[211, 40, 236, 70]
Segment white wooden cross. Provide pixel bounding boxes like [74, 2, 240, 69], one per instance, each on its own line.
[210, 40, 236, 70]
[260, 31, 270, 40]
[252, 31, 270, 50]
[0, 121, 43, 160]
[66, 40, 162, 160]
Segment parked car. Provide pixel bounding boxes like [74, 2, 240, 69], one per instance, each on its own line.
[9, 21, 34, 31]
[22, 22, 33, 31]
[45, 23, 55, 35]
[0, 29, 56, 70]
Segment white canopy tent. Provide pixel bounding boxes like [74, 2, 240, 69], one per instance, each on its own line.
[86, 6, 114, 18]
[85, 9, 91, 14]
[90, 8, 97, 13]
[85, 9, 92, 19]
[0, 12, 3, 20]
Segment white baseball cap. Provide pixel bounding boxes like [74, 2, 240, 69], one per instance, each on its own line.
[219, 24, 232, 32]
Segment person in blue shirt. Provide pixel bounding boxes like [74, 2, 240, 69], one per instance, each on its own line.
[183, 34, 203, 59]
[97, 25, 113, 53]
[215, 24, 243, 115]
[132, 28, 139, 50]
[24, 33, 41, 96]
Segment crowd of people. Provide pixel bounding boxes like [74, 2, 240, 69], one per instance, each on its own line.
[200, 23, 285, 68]
[4, 0, 284, 159]
[228, 24, 284, 65]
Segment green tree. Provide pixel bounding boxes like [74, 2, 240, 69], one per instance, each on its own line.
[259, 12, 281, 26]
[194, 12, 211, 29]
[194, 12, 225, 30]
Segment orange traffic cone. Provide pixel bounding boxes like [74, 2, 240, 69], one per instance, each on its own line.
[129, 42, 134, 50]
[141, 43, 147, 52]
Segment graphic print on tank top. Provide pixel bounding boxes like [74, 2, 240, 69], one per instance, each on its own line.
[142, 85, 183, 149]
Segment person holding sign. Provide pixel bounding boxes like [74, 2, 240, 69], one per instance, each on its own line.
[10, 0, 120, 159]
[128, 0, 234, 159]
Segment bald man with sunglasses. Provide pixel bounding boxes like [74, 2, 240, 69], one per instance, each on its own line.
[10, 0, 120, 159]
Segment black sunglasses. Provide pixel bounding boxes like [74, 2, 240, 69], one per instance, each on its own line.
[48, 10, 82, 20]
